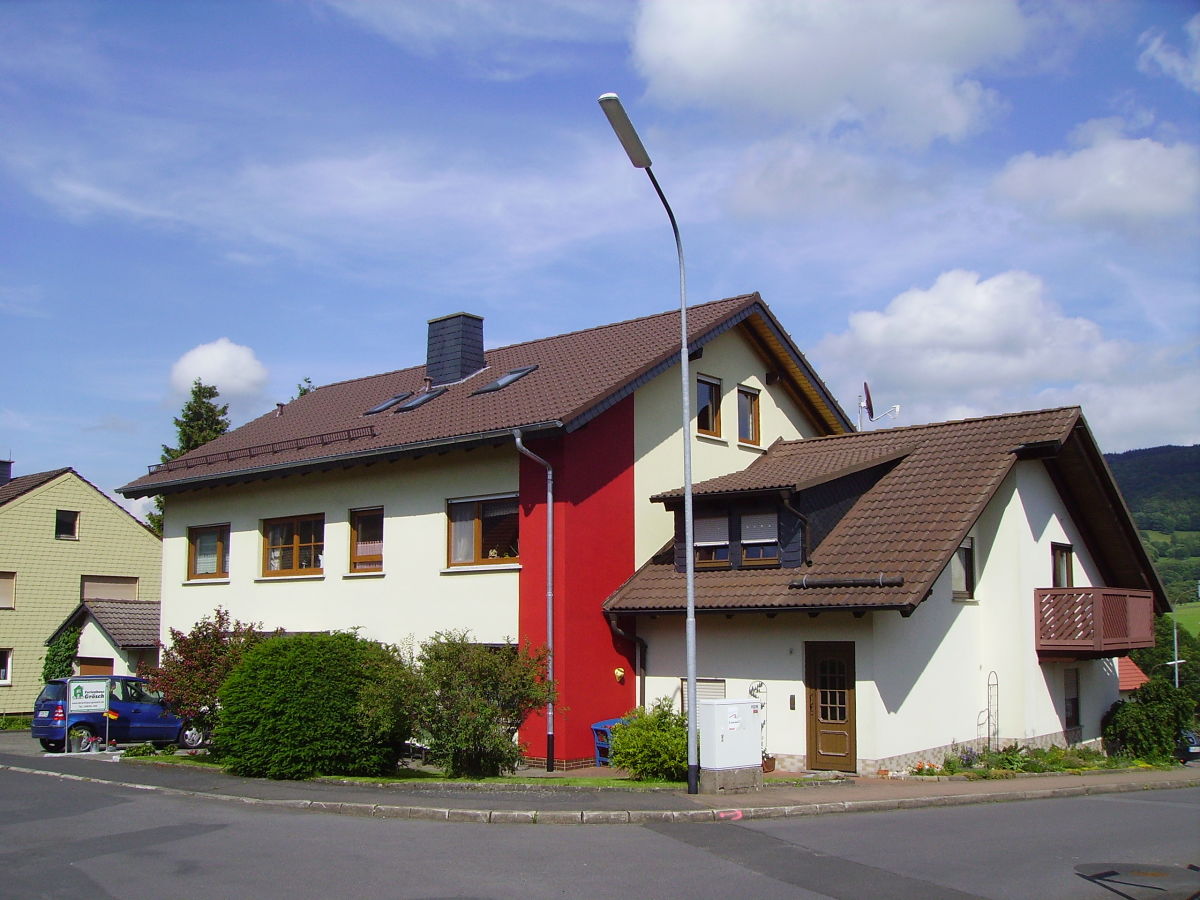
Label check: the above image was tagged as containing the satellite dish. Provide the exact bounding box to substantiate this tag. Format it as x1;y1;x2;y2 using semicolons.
863;382;875;420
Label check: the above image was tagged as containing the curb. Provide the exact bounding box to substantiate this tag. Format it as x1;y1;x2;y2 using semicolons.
4;762;1197;825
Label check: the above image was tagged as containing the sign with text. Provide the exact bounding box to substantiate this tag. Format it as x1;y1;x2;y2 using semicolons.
67;678;108;713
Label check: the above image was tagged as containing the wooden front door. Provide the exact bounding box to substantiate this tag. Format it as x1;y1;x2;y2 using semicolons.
805;642;856;772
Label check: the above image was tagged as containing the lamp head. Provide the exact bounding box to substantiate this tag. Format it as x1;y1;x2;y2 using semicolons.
598;93;652;169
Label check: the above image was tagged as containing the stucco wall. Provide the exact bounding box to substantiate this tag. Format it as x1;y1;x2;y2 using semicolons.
0;473;161;713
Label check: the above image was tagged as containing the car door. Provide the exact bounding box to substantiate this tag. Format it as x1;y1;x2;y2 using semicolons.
114;680;178;744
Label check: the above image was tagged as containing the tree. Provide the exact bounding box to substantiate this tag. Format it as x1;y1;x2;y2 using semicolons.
1131;615;1200;716
415;630;555;777
293;377;314;399
147;379;230;534
142;607;270;737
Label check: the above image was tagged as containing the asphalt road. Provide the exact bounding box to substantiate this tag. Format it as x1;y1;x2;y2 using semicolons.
2;767;1197;899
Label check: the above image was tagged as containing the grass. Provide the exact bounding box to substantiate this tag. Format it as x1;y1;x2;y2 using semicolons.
1172;601;1200;637
0;716;33;731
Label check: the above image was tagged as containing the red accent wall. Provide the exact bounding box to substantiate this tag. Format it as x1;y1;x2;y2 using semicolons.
518;396;637;764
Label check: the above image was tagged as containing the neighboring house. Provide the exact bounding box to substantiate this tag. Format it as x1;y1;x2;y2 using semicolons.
1118;657;1150;696
46;599;162;678
117;294;851;767
0;463;162;715
605;408;1167;772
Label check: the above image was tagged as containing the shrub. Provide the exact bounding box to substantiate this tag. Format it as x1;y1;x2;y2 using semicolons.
122;742;158;758
1103;679;1195;761
42;626;80;681
0;715;33;731
608;698;688;781
415;630;554;778
214;632;419;780
143;607;274;736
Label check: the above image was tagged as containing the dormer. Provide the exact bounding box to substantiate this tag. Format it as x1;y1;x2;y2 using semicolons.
665;497;805;573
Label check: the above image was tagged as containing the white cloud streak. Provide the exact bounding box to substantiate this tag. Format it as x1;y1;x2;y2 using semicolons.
1138;13;1200;94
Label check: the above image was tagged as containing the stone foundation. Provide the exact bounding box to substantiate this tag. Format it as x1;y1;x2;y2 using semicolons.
699;766;763;794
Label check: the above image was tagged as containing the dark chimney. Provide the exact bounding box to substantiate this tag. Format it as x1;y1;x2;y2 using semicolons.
426;313;485;386
0;460;11;486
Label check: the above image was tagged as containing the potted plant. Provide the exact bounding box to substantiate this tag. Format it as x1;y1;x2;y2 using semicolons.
761;751;776;773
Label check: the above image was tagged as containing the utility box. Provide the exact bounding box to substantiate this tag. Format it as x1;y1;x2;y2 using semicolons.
698;698;763;770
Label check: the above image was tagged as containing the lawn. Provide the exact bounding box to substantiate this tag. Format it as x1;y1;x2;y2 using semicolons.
1173;601;1200;637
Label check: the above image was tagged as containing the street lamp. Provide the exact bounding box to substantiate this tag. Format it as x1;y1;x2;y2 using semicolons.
598;92;699;794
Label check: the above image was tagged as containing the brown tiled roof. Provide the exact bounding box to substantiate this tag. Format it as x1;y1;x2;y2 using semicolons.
1118;657;1150;692
0;468;71;507
49;600;161;650
607;407;1167;615
119;294;851;498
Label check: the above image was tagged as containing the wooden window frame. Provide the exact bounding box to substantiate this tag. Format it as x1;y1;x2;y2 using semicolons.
0;572;14;609
738;511;779;567
952;537;975;600
262;514;324;577
55;509;79;540
737;386;760;445
447;495;520;567
350;507;384;573
694;514;731;569
1051;543;1073;588
188;524;230;580
696;376;722;438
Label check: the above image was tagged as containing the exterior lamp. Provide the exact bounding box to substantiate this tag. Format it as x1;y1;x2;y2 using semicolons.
598;92;700;794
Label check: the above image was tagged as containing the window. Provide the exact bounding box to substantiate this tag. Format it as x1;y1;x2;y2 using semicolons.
694;515;730;566
1064;667;1080;729
350;508;384;572
81;575;138;600
951;537;975;599
188;525;230;580
680;677;726;714
448;496;519;566
1052;543;1073;588
739;512;779;565
55;509;79;540
262;515;324;576
0;649;9;684
473;365;538;394
737;386;760;445
696;376;722;437
0;572;13;609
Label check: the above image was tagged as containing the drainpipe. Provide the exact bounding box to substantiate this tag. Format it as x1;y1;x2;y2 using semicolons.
513;429;555;772
780;491;810;566
606;612;648;708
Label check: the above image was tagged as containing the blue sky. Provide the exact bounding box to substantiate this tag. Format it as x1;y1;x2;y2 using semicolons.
2;0;1198;517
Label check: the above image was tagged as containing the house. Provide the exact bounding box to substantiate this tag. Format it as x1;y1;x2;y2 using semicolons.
1118;657;1150;696
0;463;162;715
117;294;851;767
605;408;1167;772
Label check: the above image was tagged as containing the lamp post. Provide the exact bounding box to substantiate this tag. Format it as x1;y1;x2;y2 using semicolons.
598;92;699;794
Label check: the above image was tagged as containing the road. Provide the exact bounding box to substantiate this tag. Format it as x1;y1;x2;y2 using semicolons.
2;768;1197;899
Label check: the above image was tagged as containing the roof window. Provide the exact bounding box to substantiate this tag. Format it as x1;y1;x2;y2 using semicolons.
394;387;447;412
472;365;538;395
364;393;413;415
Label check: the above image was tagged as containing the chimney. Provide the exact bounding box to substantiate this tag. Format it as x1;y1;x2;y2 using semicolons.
426;313;485;386
0;460;11;486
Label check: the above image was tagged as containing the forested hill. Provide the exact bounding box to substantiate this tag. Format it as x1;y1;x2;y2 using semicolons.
1104;445;1200;531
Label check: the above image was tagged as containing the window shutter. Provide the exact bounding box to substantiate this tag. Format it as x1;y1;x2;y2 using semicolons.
740;512;778;543
693;516;729;545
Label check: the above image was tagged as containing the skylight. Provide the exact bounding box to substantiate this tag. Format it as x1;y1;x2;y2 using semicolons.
472;365;538;395
394;387;447;411
364;393;413;415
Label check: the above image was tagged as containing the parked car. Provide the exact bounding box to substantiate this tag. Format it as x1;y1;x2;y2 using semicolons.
1177;729;1200;764
30;675;205;752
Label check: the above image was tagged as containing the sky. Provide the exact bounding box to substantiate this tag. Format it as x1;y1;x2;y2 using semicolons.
2;0;1198;520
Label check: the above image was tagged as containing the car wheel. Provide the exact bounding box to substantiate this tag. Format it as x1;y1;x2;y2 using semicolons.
67;725;93;753
39;739;65;752
179;724;208;749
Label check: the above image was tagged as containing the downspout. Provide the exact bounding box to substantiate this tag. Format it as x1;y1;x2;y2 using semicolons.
780;491;811;567
513;429;555;772
606;612;648;708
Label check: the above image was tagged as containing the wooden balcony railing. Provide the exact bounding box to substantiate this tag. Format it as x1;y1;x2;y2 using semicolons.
1036;587;1155;659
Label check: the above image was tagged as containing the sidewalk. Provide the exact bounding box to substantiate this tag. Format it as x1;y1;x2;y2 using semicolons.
2;732;1197;825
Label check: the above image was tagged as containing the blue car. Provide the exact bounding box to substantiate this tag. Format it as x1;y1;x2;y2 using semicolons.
30;675;204;752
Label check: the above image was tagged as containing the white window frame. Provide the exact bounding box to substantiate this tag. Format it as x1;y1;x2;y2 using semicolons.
0;649;11;685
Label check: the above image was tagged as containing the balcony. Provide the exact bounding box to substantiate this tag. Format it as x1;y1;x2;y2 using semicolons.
1036;588;1155;660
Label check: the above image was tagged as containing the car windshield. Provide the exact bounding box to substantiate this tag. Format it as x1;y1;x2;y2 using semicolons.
37;683;66;703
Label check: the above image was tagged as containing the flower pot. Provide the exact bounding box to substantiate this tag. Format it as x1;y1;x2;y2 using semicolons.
762;756;776;773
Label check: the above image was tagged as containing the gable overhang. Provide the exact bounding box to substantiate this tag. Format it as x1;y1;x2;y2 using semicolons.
45;602;160;651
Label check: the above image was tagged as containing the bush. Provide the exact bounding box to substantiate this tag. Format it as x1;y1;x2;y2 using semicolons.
1103;679;1195;761
0;715;33;731
214;632;419;780
143;607;274;736
415;630;554;778
42;626;80;681
608;698;687;781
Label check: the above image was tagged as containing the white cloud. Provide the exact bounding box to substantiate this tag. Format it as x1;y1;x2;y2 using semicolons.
632;0;1028;148
811;269;1200;452
993;129;1200;229
1138;13;1200;94
170;338;268;400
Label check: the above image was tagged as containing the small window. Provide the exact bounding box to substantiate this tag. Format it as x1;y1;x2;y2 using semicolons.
0;649;10;684
1052;543;1073;588
952;537;975;599
188;525;230;580
263;514;324;576
0;572;13;609
448;496;519;566
680;677;726;714
395;387;447;412
737;387;760;445
350;508;384;572
472;365;538;395
81;575;138;601
739;512;779;566
55;510;79;540
1064;667;1080;729
364;393;413;415
696;376;722;437
694;515;730;567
